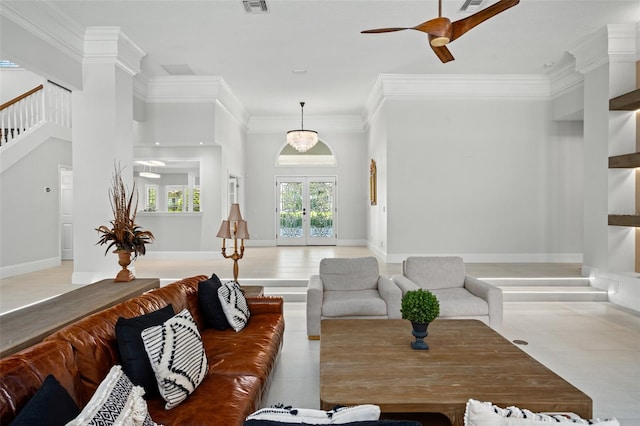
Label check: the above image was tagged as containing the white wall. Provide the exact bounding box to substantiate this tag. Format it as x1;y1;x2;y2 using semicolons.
0;68;43;102
367;102;389;256
134;131;225;254
0;137;71;269
245;128;367;246
375;97;583;263
215;102;246;218
0;14;82;90
136;102;216;145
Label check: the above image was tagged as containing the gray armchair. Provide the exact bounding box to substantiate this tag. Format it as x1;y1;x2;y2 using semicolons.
306;257;402;339
392;256;503;331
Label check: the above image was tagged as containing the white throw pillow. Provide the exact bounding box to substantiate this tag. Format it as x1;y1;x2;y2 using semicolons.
218;280;251;332
464;399;620;426
141;309;208;410
66;365;159;426
245;404;381;424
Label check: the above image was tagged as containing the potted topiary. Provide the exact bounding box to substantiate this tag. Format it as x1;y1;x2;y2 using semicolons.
401;288;440;350
96;163;154;282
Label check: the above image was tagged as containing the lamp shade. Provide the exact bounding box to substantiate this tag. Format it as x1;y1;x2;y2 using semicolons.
228;203;243;221
236;220;250;239
216;220;231;238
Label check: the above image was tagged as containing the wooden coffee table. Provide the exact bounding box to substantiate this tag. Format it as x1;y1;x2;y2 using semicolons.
320;319;592;426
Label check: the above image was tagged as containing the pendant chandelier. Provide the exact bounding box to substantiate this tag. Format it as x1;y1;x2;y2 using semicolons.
286;101;318;153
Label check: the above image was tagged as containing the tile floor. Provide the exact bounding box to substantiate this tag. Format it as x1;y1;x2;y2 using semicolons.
1;247;638;425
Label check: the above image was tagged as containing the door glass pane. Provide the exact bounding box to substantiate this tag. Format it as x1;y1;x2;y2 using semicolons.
309;182;334;238
279;182;303;238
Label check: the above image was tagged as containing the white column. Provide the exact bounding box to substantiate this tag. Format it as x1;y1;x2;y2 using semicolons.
72;27;146;284
570;25;638;278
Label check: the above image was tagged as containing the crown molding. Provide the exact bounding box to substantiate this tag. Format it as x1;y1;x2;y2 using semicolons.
607;23;639;63
83;27;146;76
133;74;149;101
568;27;609;74
569;24;638;74
247;114;364;134
549;61;583;99
362;74;551;124
1;1;84;63
144;76;249;128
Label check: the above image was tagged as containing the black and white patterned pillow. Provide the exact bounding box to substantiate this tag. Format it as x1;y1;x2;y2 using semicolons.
464;399;620;426
141;309;209;410
245;404;381;424
218;281;251;332
66;365;159;426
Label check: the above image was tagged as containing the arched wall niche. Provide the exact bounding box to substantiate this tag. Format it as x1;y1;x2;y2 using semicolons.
276;140;337;166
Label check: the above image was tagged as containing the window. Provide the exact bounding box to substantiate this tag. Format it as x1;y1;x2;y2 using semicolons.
144;185;158;212
192;186;201;212
166;185;200;212
167;186;185;212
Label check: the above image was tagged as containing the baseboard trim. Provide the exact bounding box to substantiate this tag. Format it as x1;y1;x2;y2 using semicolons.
384;253;584;264
142;251;221;260
0;257;60;279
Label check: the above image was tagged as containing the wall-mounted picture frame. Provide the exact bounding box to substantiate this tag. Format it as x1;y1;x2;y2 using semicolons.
370;159;377;206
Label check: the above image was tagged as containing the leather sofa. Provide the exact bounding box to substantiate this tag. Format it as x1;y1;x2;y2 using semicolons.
0;275;285;425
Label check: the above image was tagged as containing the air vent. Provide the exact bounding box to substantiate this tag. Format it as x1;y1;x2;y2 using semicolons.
243;0;268;13
460;0;484;11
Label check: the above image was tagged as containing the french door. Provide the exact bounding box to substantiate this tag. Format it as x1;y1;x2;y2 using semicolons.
276;177;337;246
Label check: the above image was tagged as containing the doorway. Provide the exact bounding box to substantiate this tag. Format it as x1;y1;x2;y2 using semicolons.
276;176;337;246
60;167;73;260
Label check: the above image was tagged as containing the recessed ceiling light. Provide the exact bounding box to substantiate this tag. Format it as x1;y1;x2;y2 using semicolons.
140;172;161;179
155;142;160;145
135;160;166;167
292;69;307;74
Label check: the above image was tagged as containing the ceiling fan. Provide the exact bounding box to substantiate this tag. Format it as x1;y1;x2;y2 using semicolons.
361;0;519;63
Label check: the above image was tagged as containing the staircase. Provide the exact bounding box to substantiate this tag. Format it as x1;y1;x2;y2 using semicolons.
0;81;72;172
225;276;608;303
484;277;608;302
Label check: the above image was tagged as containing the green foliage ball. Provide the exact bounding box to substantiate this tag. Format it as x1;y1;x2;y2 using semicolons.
401;289;440;324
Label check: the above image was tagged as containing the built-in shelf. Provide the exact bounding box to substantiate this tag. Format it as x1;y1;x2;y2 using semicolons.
609;152;640;168
609;88;640;111
608;215;640;227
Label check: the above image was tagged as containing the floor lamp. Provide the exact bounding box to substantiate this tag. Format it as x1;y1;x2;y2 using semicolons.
216;203;250;282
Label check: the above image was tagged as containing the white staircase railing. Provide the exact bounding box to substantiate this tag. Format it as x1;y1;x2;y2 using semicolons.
0;81;72;148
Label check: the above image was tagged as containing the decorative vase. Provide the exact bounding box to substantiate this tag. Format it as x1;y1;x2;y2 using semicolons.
410;321;430;350
114;250;135;282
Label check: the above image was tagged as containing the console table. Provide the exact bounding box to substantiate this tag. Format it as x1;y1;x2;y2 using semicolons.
0;278;159;358
241;285;264;298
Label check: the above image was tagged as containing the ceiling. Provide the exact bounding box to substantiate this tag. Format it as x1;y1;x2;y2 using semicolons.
5;1;640;117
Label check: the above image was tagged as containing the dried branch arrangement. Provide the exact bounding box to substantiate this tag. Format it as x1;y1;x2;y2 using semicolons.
96;163;154;259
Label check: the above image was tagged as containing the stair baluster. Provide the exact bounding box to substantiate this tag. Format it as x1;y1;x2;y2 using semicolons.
0;82;71;148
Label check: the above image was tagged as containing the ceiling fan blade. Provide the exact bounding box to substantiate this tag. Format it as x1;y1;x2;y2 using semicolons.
362;17;450;36
361;27;411;34
413;17;451;36
450;0;519;41
429;36;455;63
